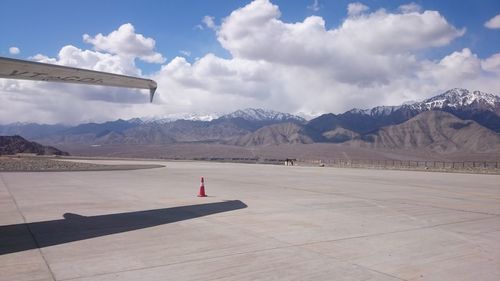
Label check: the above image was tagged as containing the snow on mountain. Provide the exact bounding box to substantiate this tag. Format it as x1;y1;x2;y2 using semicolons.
133;113;221;124
182;113;220;121
348;88;499;116
220;108;306;122
411;88;499;111
348;106;401;116
130;109;306;124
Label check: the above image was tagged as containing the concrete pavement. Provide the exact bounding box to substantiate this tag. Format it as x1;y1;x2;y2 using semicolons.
1;160;499;280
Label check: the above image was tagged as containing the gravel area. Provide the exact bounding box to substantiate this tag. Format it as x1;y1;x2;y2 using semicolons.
0;157;164;172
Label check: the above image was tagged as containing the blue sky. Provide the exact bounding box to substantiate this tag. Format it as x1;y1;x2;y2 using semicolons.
2;0;499;68
0;0;499;124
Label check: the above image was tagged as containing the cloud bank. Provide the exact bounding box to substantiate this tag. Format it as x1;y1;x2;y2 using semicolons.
154;0;495;117
1;0;499;124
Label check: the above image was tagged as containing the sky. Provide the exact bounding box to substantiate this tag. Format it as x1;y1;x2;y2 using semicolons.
0;0;499;124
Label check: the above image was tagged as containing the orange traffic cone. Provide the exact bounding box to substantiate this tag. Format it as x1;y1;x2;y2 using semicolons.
198;177;207;197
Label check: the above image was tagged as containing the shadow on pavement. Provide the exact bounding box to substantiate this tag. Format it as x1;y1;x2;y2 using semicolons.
0;200;247;255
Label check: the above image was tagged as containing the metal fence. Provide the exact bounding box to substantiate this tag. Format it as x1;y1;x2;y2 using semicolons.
298;159;499;171
169;157;499;172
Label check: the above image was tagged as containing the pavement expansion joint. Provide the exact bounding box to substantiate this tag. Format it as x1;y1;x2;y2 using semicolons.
58;244;299;281
0;174;57;281
285;185;500;216
295;214;499;248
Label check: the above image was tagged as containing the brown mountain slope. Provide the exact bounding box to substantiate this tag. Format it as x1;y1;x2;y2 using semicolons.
228;123;314;146
322;127;360;142
352;111;500;153
0;135;69;156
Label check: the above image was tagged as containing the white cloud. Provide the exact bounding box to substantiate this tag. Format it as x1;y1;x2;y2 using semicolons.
9;47;20;55
422;48;482;84
216;0;465;87
339;10;466;53
439;48;481;74
347;2;369;16
485;14;500;29
32;45;140;76
202;16;217;30
83;23;165;63
399;3;422;13
482;53;500;73
413;49;500;97
180;50;191;57
218;0;464;60
308;0;320;12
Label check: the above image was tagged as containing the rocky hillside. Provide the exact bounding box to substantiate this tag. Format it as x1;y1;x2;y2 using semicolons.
322;127;360;143
229;110;500;153
354;111;500;153
228;123;313;146
0;135;69;156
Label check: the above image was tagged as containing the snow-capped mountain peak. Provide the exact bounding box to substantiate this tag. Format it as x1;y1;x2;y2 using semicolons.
221;108;306;122
348;105;401;116
133;113;221;124
348;88;499;116
415;88;499;110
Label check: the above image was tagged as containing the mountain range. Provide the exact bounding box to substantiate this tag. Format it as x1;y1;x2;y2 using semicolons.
305;88;499;138
0;88;499;156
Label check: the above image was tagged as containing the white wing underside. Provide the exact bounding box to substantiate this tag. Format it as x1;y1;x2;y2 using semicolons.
0;57;157;102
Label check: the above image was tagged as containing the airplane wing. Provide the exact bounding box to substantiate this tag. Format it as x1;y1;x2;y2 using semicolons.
0;56;157;102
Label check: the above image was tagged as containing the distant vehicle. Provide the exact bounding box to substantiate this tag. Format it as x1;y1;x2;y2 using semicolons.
0;56;157;102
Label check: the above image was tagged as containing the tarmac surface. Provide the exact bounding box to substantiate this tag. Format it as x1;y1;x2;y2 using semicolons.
1;160;499;281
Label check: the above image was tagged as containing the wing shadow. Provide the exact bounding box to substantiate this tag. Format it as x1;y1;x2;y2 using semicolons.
0;200;247;255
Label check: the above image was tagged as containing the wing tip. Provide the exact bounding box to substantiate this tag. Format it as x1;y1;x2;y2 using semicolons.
149;87;157;103
148;80;157;103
